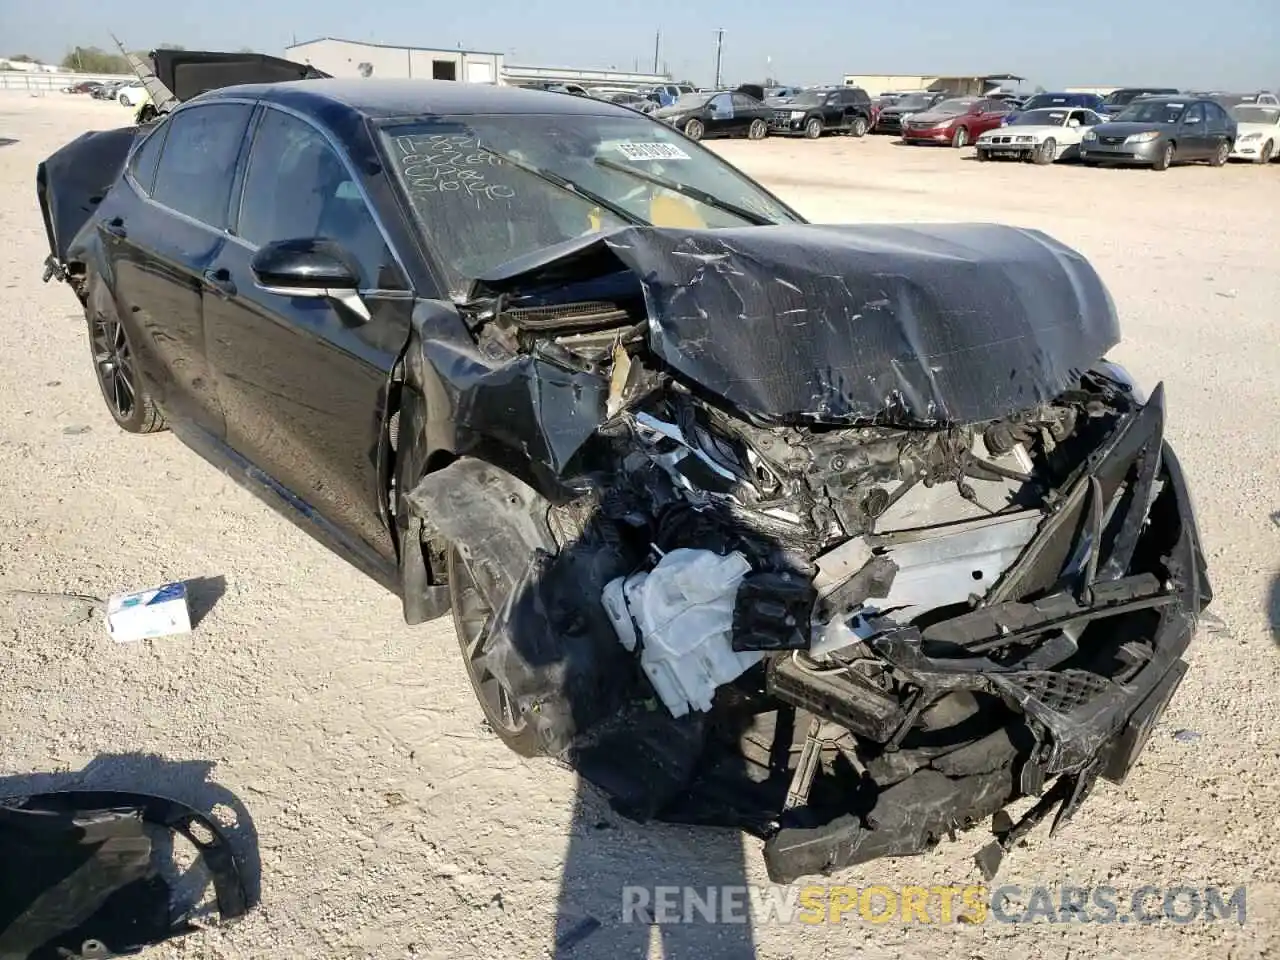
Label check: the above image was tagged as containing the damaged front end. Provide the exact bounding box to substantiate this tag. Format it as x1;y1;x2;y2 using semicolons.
402;223;1211;883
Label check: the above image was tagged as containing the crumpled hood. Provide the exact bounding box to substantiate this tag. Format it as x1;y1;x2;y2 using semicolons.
476;222;1120;425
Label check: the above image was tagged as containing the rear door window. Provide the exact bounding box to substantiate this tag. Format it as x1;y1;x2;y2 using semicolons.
151;103;254;229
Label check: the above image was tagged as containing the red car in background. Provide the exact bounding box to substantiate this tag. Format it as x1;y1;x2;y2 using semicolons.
900;97;1013;147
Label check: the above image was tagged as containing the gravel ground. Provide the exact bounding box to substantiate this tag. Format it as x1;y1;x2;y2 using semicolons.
1;91;1278;960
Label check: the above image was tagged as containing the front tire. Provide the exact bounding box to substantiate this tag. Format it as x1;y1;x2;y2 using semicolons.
976;147;990;161
747;118;767;140
119;94;132;107
1033;137;1056;165
1209;139;1230;167
1152;141;1174;171
803;116;823;139
1259;140;1274;163
683;118;705;141
86;280;165;434
952;126;968;148
448;545;541;757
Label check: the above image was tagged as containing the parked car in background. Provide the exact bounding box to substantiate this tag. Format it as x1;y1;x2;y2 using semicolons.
765;85;802;102
976;107;1105;163
653;90;771;140
1228;103;1280;162
1079;95;1237;170
1204;91;1280;109
1003;92;1105;126
647;83;697;108
1099;87;1180;116
901;97;1013;147
62;80;103;95
872;91;950;135
116;81;150;107
766;86;874;138
91;81;125;100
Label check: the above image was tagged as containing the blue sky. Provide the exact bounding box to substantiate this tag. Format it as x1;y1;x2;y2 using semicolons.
4;0;1276;91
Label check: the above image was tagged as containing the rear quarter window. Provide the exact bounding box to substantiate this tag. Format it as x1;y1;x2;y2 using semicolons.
127;122;170;195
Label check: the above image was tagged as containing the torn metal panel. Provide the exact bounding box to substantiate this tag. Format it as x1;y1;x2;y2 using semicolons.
475;222;1120;425
0;790;249;959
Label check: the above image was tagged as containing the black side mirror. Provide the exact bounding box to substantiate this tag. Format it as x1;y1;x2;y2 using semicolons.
250;239;370;322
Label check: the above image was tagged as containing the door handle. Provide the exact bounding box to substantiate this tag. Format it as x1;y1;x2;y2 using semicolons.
104;216;126;239
202;268;237;298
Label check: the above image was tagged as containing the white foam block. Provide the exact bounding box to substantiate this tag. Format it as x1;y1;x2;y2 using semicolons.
106;582;192;643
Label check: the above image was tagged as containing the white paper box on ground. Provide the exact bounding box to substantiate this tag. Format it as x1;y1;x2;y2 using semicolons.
106;582;192;643
601;548;763;718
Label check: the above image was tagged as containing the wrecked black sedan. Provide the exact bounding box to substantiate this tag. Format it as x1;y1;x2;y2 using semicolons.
37;78;1211;883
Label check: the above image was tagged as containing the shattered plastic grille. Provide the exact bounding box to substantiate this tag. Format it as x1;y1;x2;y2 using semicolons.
1014;670;1113;712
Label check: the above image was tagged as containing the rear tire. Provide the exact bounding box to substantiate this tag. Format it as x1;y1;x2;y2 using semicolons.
85;277;166;434
448;545;541;758
849;115;868;138
804;116;823;139
1209;139;1230;167
952;126;968;148
1152;141;1174;171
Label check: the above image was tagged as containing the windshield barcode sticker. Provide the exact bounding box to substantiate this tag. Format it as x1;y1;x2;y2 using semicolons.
617;142;691;161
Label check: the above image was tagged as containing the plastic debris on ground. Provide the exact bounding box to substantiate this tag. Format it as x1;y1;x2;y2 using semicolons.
106;582;192;643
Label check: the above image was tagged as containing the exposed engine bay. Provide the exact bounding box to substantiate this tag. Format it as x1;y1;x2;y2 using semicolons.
399;223;1211;883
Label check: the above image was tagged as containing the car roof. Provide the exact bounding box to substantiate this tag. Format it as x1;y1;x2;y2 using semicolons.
198;78;634;121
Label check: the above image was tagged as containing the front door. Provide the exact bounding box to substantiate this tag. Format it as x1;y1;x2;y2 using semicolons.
203;105;414;564
706;93;737;135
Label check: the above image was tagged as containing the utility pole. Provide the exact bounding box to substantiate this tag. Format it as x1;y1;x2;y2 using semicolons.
653;30;660;74
713;28;724;88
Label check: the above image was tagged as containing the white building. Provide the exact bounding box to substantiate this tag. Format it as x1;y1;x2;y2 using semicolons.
285;37;504;84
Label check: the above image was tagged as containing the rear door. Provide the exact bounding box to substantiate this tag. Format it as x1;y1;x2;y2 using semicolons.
202;105;413;563
105;102;256;438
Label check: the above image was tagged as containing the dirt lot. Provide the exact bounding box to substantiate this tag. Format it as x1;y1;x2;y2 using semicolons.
1;91;1278;960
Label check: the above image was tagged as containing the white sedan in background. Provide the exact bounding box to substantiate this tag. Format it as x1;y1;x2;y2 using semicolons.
1229;104;1280;163
116;81;151;108
975;107;1105;164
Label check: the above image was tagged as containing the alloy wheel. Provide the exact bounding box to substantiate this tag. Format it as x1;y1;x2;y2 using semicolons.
448;546;528;740
91;314;136;420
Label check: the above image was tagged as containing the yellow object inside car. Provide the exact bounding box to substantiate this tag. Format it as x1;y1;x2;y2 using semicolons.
587;191;707;232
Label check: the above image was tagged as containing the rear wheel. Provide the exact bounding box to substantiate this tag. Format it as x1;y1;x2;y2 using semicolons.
849;115;869;138
804;116;823;139
747;118;767;140
448;546;540;757
1209;139;1230;167
684;118;705;141
952;126;968;148
86;282;165;434
1152;141;1174;171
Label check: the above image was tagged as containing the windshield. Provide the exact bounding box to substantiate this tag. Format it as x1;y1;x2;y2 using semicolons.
1012;109;1069;126
1232;105;1280;123
1103;90;1143;106
892;94;934;110
378;114;800;292
788;91;829;106
931;98;976;115
1020;94;1076;111
1115;100;1186;123
671;93;710;109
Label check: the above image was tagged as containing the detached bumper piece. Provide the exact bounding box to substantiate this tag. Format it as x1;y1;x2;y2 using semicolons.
0;790;250;959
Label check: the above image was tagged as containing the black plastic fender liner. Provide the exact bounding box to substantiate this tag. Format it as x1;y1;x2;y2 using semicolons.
0;790;249;959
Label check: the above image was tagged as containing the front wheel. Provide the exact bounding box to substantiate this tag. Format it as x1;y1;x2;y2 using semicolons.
448;546;540;757
1152;141;1174;171
1209;139;1230;167
951;126;968;148
119;94;133;107
747;118;767;140
976;148;990;162
86;281;166;434
1259;140;1274;163
803;116;823;139
849;115;869;138
683;118;705;141
1033;137;1056;165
